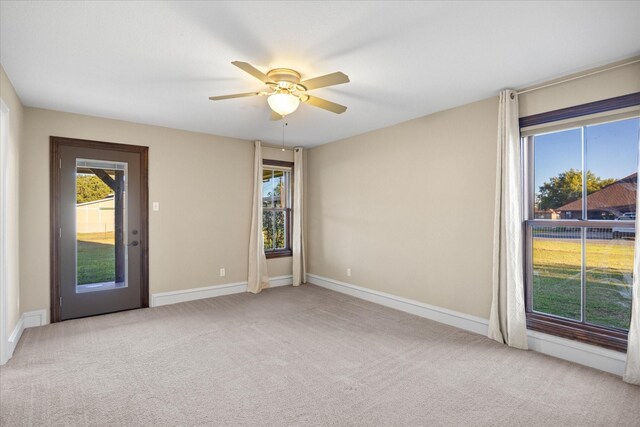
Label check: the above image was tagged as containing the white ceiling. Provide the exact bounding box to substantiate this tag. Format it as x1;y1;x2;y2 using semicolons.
1;1;639;147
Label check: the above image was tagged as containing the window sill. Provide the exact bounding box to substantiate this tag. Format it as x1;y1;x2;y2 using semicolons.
526;312;628;352
265;249;292;259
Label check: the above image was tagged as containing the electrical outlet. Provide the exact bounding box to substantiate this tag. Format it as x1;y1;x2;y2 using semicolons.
347;268;351;277
152;202;160;211
220;268;226;277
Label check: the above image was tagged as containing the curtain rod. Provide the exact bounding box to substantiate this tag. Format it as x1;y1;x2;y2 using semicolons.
261;144;304;152
263;146;294;152
516;58;640;96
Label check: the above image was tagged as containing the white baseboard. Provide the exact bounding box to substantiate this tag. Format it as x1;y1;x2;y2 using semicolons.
3;309;48;364
268;275;294;288
306;274;489;335
151;275;293;307
306;273;626;377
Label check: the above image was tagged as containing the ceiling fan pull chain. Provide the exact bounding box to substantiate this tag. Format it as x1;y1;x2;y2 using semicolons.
282;121;288;151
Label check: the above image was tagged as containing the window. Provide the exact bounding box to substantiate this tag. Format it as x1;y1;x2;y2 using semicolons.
263;160;293;258
523;96;639;351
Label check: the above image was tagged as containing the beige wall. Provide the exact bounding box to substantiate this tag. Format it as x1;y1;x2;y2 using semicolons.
306;60;640;320
263;145;294;163
307;97;499;318
13;59;640;322
519;60;640;117
20;109;293;316
1;66;24;341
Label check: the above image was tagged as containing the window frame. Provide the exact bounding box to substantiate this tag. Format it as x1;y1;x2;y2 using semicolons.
521;92;640;352
262;159;293;259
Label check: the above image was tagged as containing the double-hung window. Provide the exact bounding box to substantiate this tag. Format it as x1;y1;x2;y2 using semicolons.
522;94;639;351
262;160;293;258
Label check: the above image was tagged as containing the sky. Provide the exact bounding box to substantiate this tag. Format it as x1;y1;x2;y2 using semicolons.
533;117;640;193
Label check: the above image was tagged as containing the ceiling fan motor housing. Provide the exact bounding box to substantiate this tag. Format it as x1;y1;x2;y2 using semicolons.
267;68;301;84
267;68;307;93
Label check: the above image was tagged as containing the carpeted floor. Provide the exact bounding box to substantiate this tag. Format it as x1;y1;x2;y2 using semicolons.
1;285;638;426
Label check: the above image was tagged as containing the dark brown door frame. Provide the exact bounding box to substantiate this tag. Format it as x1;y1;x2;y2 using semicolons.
50;136;149;323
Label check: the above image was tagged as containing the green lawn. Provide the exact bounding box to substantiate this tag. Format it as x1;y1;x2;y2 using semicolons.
77;232;115;285
532;238;634;330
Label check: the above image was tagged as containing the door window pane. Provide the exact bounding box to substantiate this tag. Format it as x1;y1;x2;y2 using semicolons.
75;159;128;293
532;226;582;321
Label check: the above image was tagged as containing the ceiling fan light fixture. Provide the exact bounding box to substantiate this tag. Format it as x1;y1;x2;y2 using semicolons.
210;62;349;116
267;92;300;116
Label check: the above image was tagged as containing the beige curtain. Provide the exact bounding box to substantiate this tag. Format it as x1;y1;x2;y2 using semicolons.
623;153;640;385
247;141;269;294
292;147;306;286
487;90;528;350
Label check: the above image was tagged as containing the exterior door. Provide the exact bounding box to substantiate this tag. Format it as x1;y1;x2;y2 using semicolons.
51;137;148;321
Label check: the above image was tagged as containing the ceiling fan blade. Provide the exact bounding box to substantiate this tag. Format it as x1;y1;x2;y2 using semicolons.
208;92;260;101
232;61;274;84
303;95;347;114
301;72;349;90
270;111;284;121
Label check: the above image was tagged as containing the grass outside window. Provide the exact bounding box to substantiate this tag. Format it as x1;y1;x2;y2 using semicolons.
77;232;116;285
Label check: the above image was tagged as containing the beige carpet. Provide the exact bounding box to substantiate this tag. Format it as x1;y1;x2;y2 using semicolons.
1;285;638;426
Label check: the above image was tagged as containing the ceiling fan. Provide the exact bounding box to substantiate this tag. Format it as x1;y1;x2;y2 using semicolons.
209;61;350;119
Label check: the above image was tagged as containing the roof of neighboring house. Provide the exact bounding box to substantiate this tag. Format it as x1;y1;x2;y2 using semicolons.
76;195;114;207
556;173;637;212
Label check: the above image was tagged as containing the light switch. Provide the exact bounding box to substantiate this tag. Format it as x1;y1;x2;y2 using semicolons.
152;202;160;211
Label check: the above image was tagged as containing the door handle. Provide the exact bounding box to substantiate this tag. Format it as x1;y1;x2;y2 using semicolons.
128;240;139;247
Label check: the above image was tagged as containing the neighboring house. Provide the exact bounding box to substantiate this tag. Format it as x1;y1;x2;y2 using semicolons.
534;209;560;219
556;173;637;219
76;195;115;234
